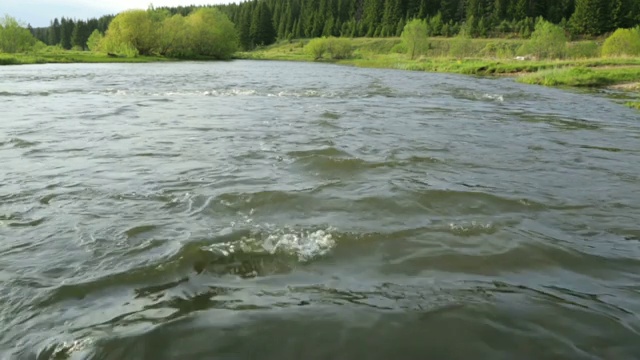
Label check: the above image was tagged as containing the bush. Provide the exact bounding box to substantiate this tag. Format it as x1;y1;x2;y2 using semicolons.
305;37;353;60
566;41;600;59
390;42;407;54
480;41;518;59
449;29;474;58
518;19;567;59
305;38;328;60
602;28;640;57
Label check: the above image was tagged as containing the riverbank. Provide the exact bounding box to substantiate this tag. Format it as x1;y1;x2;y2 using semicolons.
236;37;640;109
0;51;230;65
0;51;171;65
236;37;640;83
3;37;639;109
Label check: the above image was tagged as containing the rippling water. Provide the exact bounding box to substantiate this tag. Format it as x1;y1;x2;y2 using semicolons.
2;60;640;359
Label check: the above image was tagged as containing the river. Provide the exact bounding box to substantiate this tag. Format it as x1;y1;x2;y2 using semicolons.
1;60;640;359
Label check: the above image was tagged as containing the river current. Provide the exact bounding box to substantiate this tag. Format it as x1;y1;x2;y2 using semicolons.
1;60;640;359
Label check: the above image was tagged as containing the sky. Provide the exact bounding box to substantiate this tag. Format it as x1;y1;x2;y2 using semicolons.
1;0;239;27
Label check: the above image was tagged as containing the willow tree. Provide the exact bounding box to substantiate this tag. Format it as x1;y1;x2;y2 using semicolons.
101;10;156;55
187;8;239;59
100;7;239;59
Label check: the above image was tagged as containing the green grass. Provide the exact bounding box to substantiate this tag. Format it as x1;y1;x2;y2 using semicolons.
0;50;178;65
625;101;640;110
517;66;640;87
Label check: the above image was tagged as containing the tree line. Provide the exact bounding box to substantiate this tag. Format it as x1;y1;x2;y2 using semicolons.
14;0;640;53
30;15;114;50
213;0;640;48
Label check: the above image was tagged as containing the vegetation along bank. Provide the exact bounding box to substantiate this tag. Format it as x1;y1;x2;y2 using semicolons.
1;0;639;108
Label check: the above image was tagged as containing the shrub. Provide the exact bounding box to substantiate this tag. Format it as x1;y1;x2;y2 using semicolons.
566;41;600;59
518;19;567;59
602;28;640;57
449;29;474;58
325;37;353;59
305;37;353;60
480;41;518;58
390;42;407;54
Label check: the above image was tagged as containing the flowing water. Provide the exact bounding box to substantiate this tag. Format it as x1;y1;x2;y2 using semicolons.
1;60;640;359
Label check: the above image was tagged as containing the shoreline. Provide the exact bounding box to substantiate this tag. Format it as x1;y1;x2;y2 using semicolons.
3;48;639;110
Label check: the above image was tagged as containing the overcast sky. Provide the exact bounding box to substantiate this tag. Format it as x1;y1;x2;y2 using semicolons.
1;0;239;27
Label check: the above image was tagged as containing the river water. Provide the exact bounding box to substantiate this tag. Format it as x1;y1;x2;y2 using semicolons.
1;60;640;359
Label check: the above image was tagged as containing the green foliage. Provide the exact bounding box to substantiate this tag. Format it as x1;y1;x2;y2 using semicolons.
0;15;37;53
518;66;640;87
305;38;327;60
401;19;429;60
305;37;353;60
518;19;567;59
566;41;600;59
625;101;640;110
570;0;608;36
101;10;156;55
390;42;408;54
1;50;173;65
86;29;103;52
99;7;238;59
449;29;474;58
325;37;353;59
602;28;640;57
480;41;518;58
186;8;239;59
250;2;277;47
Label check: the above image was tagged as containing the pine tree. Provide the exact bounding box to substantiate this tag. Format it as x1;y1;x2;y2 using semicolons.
48;18;61;45
570;0;607;35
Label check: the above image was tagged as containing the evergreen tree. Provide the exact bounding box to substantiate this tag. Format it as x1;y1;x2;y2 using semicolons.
250;1;277;46
570;0;607;35
48;18;60;45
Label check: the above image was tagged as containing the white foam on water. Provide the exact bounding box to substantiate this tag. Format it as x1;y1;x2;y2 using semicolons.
482;93;504;102
203;227;337;262
448;221;496;235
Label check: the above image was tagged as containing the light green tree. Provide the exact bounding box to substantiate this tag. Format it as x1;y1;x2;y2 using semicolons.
86;29;103;52
186;8;239;59
602;28;640;57
99;7;238;59
156;14;189;57
401;18;429;60
518;19;567;59
0;15;37;53
101;10;157;55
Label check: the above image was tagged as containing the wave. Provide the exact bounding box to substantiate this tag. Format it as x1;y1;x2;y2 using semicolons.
36;226;338;307
389;181;547;215
286;147;394;175
0;90;50;97
6;137;39;148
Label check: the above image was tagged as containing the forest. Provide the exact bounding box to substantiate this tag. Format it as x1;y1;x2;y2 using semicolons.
22;0;640;52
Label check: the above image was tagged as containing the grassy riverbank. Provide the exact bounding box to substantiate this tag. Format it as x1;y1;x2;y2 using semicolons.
0;51;172;65
237;37;640;80
3;37;639;109
237;37;640;109
0;50;226;65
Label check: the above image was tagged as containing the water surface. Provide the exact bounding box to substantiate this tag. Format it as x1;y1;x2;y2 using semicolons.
1;60;640;359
